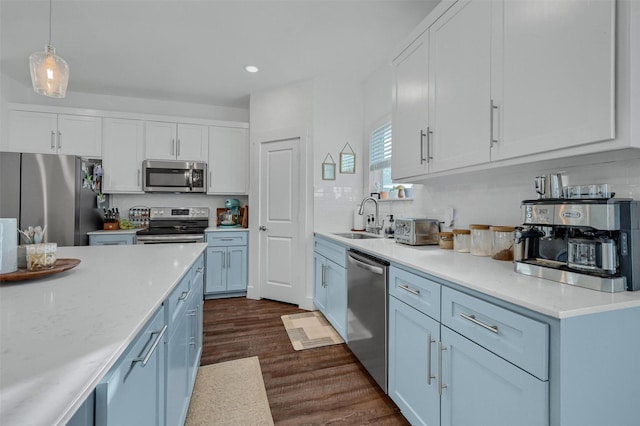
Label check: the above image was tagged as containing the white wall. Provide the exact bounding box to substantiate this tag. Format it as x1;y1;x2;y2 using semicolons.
313;75;366;232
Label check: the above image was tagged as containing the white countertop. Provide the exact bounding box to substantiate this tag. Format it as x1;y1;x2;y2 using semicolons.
205;226;249;232
87;228;138;235
0;243;207;426
316;232;640;319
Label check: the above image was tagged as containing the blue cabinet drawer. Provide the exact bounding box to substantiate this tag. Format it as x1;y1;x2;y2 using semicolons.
95;306;166;426
441;287;549;380
313;236;347;268
166;272;191;333
389;266;441;321
205;231;247;246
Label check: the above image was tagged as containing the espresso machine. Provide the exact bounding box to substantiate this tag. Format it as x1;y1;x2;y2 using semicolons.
514;199;640;292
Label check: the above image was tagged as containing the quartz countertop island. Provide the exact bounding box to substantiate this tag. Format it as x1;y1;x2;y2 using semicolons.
0;243;207;426
316;232;640;319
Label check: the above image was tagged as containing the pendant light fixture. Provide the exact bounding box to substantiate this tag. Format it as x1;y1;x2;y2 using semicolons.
29;0;69;98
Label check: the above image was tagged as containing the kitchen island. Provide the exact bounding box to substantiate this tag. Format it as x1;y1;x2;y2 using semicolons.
0;243;207;426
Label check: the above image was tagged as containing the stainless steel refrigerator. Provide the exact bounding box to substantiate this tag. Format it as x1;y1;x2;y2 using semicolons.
0;152;104;246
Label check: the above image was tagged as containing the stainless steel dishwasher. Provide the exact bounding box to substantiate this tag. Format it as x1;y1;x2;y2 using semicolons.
347;249;389;393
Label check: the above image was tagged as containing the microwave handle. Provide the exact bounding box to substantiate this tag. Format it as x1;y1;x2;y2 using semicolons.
188;169;194;191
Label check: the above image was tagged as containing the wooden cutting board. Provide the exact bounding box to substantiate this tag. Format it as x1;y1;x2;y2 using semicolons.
241;206;249;228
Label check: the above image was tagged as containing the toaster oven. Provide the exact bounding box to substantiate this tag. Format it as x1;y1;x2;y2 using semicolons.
394;218;440;245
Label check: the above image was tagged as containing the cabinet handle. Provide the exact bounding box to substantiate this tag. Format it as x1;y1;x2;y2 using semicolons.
490;99;499;148
187;309;197;317
438;342;447;395
220;238;233;241
137;169;141;186
57;131;62;149
179;288;192;301
460;312;499;333
171;138;175;155
398;284;420;296
177;139;181;156
227;251;231;268
50;130;56;149
321;264;327;287
426;127;433;162
132;325;167;367
427;333;435;385
420;130;426;164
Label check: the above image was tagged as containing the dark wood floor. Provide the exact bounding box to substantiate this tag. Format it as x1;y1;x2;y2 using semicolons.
201;297;409;425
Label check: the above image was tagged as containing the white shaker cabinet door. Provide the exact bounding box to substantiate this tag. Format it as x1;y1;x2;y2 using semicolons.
428;0;492;172
491;0;615;160
392;32;430;180
177;124;208;161
208;126;249;194
145;120;177;160
102;118;145;193
57;114;102;158
8;110;58;154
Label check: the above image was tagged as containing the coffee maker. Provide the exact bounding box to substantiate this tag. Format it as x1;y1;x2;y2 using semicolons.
514;199;640;292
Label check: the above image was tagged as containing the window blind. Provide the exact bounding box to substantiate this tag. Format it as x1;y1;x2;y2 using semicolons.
370;122;392;171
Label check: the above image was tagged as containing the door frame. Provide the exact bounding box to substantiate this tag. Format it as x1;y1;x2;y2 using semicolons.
248;126;315;310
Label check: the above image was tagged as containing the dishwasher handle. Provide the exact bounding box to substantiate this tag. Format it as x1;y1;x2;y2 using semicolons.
348;252;385;275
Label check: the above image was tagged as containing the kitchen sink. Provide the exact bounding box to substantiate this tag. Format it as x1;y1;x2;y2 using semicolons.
333;232;383;240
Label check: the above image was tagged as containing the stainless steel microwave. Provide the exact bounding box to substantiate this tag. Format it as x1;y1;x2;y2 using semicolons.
142;160;207;193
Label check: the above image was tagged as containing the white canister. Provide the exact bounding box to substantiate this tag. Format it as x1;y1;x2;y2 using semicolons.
0;218;18;274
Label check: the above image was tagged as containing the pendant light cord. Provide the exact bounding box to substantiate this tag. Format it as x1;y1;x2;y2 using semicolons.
48;0;52;44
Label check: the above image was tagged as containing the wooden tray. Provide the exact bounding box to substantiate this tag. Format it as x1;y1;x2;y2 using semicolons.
0;258;81;283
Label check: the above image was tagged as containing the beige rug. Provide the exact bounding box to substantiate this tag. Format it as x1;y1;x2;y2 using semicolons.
185;356;274;426
281;311;345;351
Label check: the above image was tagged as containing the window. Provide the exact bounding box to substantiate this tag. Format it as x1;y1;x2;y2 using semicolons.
369;122;393;191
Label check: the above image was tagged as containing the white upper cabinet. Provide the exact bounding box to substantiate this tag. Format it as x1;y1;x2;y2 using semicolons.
391;32;430;180
208;126;249;194
391;0;618;179
428;0;492;172
490;0;615;160
102;118;145;193
8;110;102;158
145;121;209;162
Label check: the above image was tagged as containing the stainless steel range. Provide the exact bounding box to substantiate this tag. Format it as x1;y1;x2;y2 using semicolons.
136;207;210;244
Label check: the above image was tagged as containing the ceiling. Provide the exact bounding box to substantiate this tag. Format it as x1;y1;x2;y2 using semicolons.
0;0;439;109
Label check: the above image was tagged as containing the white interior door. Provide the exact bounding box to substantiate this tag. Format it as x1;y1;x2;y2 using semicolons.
258;137;301;304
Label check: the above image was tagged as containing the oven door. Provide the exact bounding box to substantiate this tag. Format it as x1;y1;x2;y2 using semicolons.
142;160;207;193
136;234;205;244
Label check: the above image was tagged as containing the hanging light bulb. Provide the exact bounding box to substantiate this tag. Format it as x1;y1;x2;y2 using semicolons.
29;0;69;98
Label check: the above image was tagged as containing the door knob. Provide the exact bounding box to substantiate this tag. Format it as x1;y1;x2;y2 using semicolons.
259;225;268;231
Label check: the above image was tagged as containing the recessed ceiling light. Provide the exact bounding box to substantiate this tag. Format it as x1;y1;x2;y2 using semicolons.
244;65;259;73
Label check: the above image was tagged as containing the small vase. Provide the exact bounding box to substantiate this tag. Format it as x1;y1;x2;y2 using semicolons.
17;245;28;269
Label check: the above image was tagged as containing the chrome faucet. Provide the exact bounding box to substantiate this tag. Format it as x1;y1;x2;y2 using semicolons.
359;196;383;234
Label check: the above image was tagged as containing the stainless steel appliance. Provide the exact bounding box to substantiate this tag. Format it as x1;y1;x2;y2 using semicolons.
394;218;440;245
135;207;209;244
347;249;389;393
0;152;104;246
142;160;207;193
515;199;639;292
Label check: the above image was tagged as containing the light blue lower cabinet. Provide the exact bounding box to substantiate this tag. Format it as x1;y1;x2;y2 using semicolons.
204;245;247;297
440;326;549;426
389;296;440;426
166;310;190;426
95;307;166;426
313;251;347;341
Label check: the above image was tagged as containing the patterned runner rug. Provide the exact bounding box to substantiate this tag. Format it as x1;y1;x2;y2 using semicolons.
281;311;345;351
185;356;274;426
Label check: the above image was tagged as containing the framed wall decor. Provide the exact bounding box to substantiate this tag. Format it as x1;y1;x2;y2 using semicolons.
339;142;356;174
322;153;336;180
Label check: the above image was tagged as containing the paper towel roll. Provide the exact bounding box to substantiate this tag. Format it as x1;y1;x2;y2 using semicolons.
353;208;365;231
0;218;18;274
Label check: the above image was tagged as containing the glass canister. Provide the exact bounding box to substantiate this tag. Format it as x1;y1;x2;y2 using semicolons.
452;229;470;253
469;224;491;256
490;226;516;261
438;232;454;249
